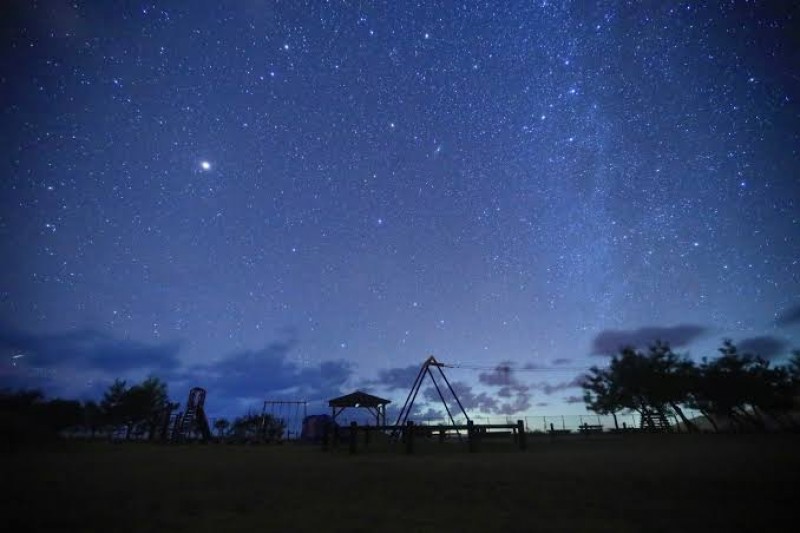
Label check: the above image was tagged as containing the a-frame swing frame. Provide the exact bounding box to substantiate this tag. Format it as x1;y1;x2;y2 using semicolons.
392;355;470;439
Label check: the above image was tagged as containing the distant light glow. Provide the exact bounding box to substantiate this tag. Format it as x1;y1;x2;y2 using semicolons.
200;161;211;171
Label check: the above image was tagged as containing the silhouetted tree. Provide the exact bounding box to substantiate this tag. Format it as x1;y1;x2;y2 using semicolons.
788;350;800;415
585;339;799;433
128;376;172;440
0;389;44;411
583;341;772;432
788;350;800;384
230;413;285;442
213;418;230;438
644;341;699;432
100;379;129;429
82;400;103;437
583;347;658;424
735;349;797;429
686;340;788;431
39;398;83;433
1;389;47;449
582;362;624;425
1;389;81;447
100;377;173;439
683;364;720;432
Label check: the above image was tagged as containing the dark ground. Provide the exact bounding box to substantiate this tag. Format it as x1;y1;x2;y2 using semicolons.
3;433;797;532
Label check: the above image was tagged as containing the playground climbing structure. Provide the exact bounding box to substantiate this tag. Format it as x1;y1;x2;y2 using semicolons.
171;387;212;442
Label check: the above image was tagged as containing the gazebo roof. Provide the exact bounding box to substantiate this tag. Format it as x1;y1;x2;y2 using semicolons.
328;390;391;408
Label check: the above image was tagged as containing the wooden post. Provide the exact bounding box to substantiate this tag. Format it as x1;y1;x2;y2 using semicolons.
467;420;477;453
349;422;358;455
405;421;415;455
517;420;526;451
438;424;445;444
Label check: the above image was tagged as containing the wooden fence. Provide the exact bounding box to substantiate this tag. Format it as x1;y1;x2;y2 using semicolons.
323;420;527;455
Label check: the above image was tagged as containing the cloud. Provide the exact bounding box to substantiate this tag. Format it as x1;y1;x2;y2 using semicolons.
178;339;354;405
478;362;515;386
775;304;800;327
477;363;533;414
551;358;572;366
365;362;534;414
564;395;584;404
591;324;707;355
0;362;58;393
737;336;788;360
522;363;545;370
494;393;532;415
363;364;420;391
531;375;585;395
0;323;182;398
423;380;498;414
0;322;181;374
415;408;445;421
497;387;513;398
0;323;354;416
422;376;534;416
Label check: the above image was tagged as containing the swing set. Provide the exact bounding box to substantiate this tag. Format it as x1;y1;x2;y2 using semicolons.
261;400;308;440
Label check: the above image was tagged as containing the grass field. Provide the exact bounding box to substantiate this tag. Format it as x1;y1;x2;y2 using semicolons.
3;433;797;532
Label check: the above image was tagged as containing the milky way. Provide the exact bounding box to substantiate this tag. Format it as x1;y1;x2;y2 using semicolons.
1;2;798;416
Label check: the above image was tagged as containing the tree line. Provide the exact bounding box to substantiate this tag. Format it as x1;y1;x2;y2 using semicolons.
582;340;800;432
1;376;284;448
4;339;798;447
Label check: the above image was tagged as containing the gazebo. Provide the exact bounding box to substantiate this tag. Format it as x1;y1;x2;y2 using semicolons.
328;390;391;426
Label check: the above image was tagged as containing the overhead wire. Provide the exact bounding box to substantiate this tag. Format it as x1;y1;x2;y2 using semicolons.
444;362;590;372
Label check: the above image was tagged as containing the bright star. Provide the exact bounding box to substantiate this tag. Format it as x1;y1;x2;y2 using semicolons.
200;161;211;171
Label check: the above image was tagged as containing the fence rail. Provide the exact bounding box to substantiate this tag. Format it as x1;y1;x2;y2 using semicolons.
204;411;704;439
326;420;527;455
349;412;696;433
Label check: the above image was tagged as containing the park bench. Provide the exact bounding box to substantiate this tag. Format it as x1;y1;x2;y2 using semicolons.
578;423;603;435
546;423;572;436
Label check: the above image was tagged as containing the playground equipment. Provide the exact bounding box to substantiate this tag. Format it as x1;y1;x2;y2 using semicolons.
640;408;672;432
261;400;307;440
301;414;334;441
328;391;390;425
335;419;527;455
171;387;212;442
391;355;469;440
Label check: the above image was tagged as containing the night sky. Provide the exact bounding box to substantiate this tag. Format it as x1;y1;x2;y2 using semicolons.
2;1;798;419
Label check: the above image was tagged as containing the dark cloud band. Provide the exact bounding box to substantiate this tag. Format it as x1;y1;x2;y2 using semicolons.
591;324;707;355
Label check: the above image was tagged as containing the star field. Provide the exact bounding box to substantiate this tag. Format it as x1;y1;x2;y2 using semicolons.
1;1;798;414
